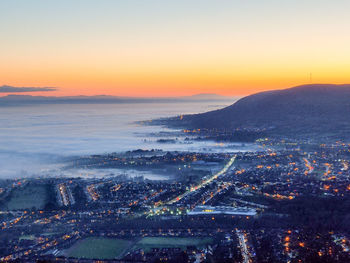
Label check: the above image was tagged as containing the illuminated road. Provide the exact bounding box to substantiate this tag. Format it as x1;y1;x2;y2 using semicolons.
166;155;236;205
303;158;314;174
236;229;252;263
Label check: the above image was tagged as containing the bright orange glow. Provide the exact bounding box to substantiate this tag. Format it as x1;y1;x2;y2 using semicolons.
2;64;350;97
2;1;350;97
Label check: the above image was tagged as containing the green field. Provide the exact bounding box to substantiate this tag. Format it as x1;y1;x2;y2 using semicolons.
67;237;130;259
133;237;212;252
6;185;47;210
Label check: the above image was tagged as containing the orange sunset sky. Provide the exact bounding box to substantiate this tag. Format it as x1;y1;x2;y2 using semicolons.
1;0;350;97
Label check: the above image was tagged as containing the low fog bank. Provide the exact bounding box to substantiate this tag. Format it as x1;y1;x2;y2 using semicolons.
0;151;170;180
0;101;238;179
0;151;65;179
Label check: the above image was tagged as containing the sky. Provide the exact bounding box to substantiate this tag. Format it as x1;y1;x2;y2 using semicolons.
1;0;350;97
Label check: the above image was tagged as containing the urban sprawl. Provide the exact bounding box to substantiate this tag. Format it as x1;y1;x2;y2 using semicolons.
0;138;350;262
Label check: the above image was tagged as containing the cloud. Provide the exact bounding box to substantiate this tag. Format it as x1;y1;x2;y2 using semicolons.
0;85;57;93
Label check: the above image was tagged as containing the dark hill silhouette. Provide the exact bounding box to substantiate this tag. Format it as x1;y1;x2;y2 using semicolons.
167;84;350;139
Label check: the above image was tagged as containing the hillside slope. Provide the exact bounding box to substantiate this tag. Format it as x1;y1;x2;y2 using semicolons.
169;84;350;139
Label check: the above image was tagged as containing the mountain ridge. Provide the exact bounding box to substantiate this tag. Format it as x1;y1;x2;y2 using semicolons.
166;84;350;140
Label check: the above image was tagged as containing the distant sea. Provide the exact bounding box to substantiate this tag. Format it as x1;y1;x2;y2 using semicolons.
0;101;259;178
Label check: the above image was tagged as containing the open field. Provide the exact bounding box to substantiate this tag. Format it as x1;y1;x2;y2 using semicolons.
67;237;130;259
133;237;212;252
5;185;47;210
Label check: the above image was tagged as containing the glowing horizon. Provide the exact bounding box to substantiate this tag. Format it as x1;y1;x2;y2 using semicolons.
1;0;350;97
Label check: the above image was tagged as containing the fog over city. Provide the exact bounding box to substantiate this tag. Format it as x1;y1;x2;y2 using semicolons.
0;100;245;178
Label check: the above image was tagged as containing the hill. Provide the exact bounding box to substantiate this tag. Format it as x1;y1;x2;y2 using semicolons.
166;84;350;140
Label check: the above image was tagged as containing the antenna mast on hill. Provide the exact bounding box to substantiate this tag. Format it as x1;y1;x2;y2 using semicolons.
309;73;313;83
